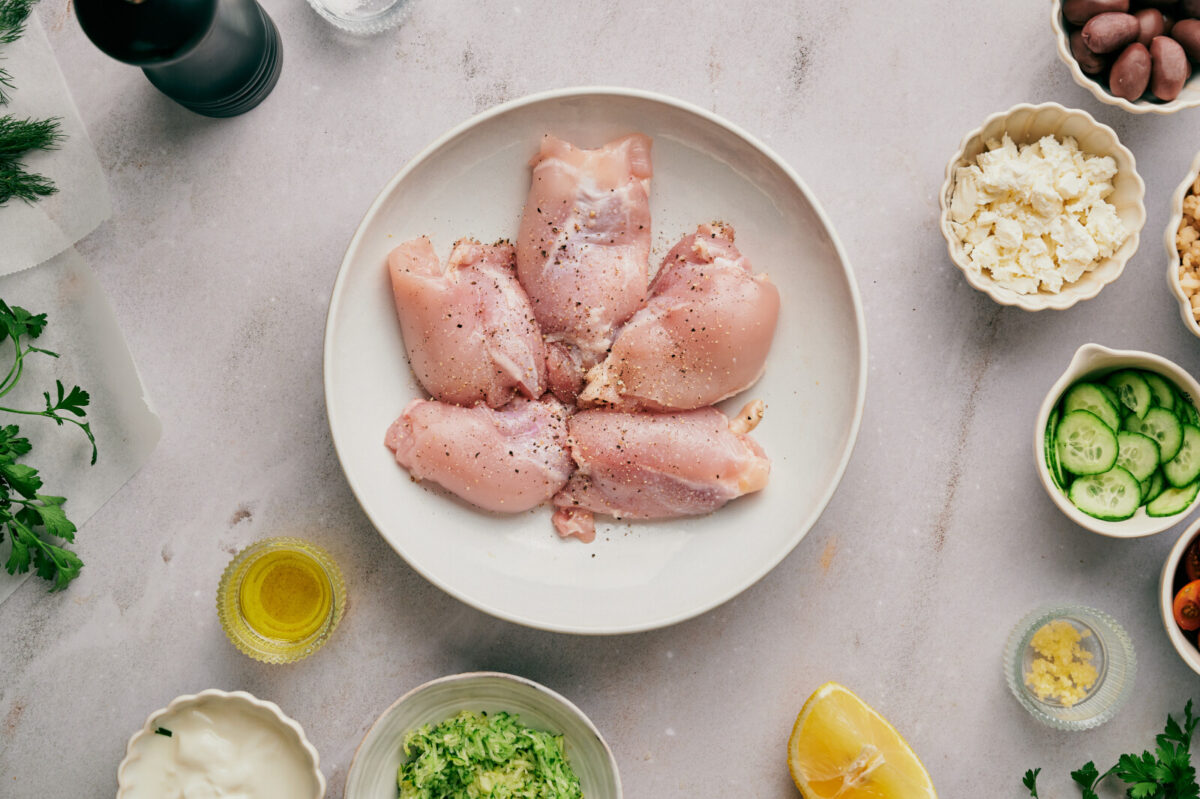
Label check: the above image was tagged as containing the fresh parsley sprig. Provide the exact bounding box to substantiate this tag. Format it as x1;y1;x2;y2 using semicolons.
1025;701;1200;799
0;300;95;590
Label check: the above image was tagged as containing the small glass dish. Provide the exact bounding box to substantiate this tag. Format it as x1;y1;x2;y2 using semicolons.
305;0;410;35
217;537;346;664
1004;604;1135;731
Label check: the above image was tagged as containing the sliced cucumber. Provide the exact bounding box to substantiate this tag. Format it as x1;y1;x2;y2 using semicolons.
1062;383;1122;431
1116;431;1160;482
1144;372;1176;411
1146;481;1200;517
1180;393;1200;427
1069;466;1142;521
1106;370;1153;419
1097;383;1122;415
1045;407;1066;491
1056;410;1119;476
1165;424;1200;488
1122;406;1183;462
1144;468;1167;505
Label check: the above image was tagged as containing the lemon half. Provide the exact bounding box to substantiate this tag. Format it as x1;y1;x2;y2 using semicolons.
787;682;936;799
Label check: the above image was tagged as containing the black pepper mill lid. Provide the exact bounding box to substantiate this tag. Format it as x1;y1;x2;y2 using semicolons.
75;0;283;118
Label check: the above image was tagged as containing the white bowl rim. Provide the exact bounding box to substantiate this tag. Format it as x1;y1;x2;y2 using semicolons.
346;671;622;798
1164;149;1200;340
938;102;1146;311
1160;518;1200;676
321;84;869;634
1049;0;1200;115
115;688;326;798
1033;343;1200;538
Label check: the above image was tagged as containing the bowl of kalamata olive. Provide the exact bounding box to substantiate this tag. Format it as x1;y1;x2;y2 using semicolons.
1053;0;1200;113
1160;517;1200;675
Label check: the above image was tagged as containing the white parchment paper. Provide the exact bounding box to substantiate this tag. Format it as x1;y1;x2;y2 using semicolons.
0;14;111;273
0;249;161;602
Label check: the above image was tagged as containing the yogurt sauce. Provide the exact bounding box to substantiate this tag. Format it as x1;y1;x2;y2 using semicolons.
120;696;320;799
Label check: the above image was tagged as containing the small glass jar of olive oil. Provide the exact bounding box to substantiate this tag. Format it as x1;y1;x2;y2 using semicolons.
217;537;346;664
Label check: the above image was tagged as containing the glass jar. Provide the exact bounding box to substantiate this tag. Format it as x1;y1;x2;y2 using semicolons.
217;537;346;664
1004;604;1136;730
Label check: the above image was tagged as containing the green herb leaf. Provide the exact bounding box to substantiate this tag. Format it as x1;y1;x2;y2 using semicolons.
0;0;35;46
1036;704;1200;799
0;300;94;589
154;727;172;737
1022;767;1041;797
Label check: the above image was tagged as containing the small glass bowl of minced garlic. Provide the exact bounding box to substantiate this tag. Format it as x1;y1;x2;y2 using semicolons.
217;537;346;664
1004;604;1136;731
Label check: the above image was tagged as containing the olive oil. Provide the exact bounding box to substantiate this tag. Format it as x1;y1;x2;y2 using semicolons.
218;538;345;664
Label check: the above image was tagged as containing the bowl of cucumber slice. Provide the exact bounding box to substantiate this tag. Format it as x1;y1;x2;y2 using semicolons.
1037;343;1200;538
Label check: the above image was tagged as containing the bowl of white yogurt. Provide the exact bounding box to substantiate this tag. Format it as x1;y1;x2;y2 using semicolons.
116;689;325;799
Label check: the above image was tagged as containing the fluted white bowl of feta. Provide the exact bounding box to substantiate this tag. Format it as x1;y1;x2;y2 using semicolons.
939;103;1145;311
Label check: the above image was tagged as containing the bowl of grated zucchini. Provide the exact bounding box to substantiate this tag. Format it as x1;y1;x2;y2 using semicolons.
344;671;621;799
1036;343;1200;538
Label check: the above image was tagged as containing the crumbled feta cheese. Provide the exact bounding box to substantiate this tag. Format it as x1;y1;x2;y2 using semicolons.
948;133;1129;295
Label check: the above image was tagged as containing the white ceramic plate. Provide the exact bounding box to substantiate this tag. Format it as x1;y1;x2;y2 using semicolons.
324;87;866;634
345;672;620;799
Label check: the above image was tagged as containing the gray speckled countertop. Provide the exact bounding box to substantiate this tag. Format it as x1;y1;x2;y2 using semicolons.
5;0;1200;796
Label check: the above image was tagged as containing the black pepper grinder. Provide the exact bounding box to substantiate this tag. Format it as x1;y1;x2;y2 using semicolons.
75;0;282;118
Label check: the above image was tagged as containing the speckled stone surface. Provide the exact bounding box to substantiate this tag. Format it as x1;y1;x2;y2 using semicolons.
6;1;1200;796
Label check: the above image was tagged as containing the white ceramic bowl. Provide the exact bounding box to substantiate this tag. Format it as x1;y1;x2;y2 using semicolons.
116;689;325;798
1165;149;1200;340
345;672;621;799
1051;1;1200;115
939;102;1145;310
324;86;866;634
1035;343;1200;538
1161;517;1200;675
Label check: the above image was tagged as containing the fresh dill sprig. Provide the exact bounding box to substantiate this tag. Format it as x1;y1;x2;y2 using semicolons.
0;0;35;45
0;160;55;204
0;1;61;206
0;0;36;105
0;115;60;160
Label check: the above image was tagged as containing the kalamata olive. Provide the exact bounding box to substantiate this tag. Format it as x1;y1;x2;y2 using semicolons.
1174;18;1200;60
1139;0;1180;7
1182;0;1200;16
1083;12;1142;52
1136;8;1167;45
1072;29;1113;72
1164;13;1177;36
1064;0;1129;25
1110;41;1152;98
1151;35;1190;99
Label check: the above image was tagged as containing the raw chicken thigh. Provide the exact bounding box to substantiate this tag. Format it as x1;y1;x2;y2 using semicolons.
579;223;780;411
388;236;545;408
385;397;573;513
516;134;653;401
551;401;770;542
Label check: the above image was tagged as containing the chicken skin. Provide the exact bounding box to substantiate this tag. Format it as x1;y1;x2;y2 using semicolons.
579;223;780;412
385;397;573;513
551;401;770;542
388;237;545;408
516;134;653;401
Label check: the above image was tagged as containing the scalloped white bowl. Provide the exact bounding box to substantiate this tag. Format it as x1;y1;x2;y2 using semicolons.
346;672;621;799
939;103;1146;310
1035;343;1200;538
116;689;325;798
1165;149;1200;340
1051;0;1200;115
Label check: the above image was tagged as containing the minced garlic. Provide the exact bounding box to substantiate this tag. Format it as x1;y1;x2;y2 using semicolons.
1024;620;1098;708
